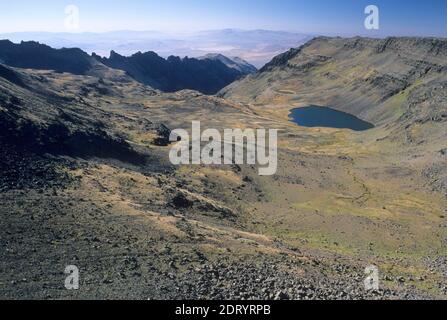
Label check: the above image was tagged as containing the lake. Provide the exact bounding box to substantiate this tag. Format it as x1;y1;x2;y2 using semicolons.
289;106;374;131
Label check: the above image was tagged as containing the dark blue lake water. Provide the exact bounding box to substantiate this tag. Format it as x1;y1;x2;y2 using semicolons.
289;106;374;131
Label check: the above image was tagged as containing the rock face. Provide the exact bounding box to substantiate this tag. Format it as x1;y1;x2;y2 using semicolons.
0;64;27;88
92;50;244;94
0;40;95;75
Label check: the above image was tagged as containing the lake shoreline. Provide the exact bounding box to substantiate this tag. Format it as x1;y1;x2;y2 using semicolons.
289;106;375;131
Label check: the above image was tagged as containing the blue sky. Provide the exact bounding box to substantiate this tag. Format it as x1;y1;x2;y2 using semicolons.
0;0;446;36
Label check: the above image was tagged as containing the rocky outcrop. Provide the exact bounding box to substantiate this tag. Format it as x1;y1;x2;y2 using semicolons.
0;40;95;75
93;50;243;94
0;64;27;88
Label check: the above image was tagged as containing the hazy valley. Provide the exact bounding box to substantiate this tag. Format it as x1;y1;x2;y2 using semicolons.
0;29;311;68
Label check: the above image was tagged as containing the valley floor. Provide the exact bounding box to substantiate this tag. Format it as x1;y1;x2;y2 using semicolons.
1;68;446;300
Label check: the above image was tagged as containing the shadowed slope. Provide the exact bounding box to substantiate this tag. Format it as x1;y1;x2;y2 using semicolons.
0;40;96;75
93;50;243;94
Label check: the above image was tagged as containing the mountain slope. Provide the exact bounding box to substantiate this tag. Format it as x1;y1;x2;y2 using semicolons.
221;36;447;130
0;40;246;95
220;36;447;196
93;50;243;94
1;39;447;299
199;53;257;74
0;40;96;75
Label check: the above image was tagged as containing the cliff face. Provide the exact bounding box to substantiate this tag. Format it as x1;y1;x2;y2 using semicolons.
93;50;244;94
0;40;96;75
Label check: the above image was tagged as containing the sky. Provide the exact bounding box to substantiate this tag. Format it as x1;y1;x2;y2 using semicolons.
0;0;446;37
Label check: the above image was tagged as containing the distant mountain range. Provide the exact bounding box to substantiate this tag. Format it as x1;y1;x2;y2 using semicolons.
199;54;257;74
0;40;256;94
0;29;312;68
92;50;255;94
